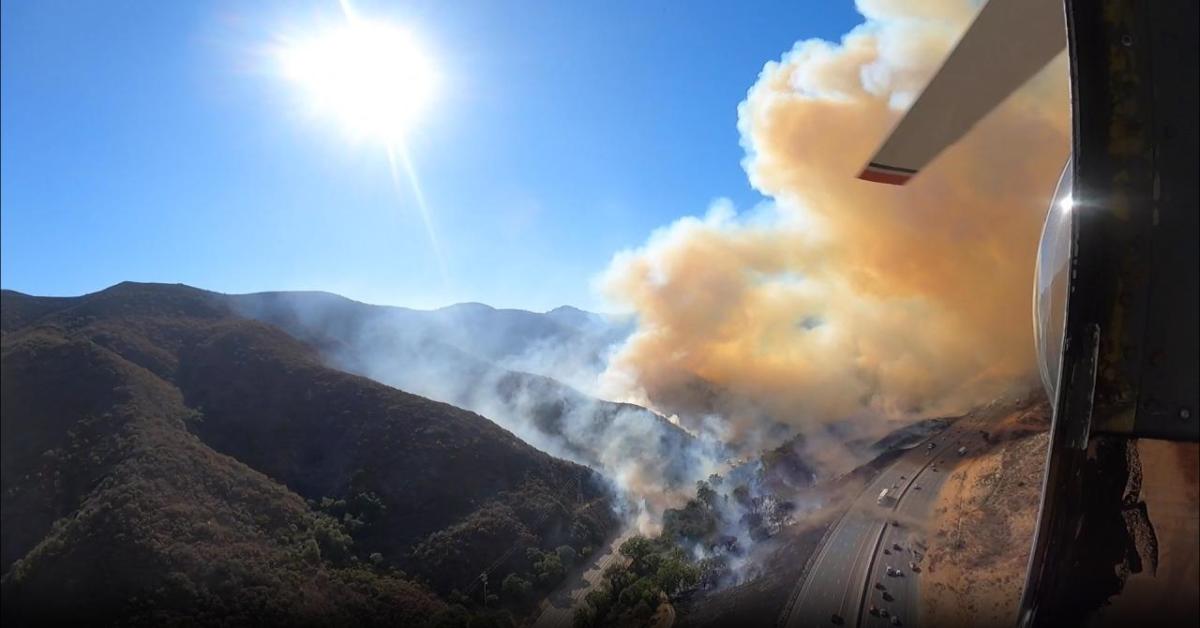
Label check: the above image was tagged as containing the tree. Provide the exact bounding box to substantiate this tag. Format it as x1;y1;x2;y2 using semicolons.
655;555;700;595
555;545;578;568
309;512;353;562
467;609;514;628
617;577;659;609
603;563;636;593
584;584;612;617
732;484;752;508
501;573;532;600
618;536;655;567
662;501;718;541
697;556;729;589
534;553;564;584
429;604;471;628
300;538;321;563
695;481;717;508
572;604;597;628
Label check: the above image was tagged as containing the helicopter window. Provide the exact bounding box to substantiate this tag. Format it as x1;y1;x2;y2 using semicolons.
1033;158;1073;402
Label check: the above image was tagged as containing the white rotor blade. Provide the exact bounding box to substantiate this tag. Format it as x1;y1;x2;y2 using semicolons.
860;0;1066;185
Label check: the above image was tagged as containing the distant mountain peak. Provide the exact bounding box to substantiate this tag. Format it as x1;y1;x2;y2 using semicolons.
543;304;604;330
438;301;496;312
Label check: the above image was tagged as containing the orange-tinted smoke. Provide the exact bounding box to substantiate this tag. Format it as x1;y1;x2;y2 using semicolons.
599;0;1069;451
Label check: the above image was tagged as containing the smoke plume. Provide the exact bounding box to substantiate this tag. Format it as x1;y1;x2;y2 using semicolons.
599;0;1069;453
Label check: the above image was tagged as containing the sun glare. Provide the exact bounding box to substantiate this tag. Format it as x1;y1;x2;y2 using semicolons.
279;18;436;142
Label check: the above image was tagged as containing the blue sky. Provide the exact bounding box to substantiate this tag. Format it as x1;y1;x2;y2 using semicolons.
2;0;860;311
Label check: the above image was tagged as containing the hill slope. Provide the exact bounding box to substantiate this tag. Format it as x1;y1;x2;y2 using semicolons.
1;283;616;625
230;290;704;492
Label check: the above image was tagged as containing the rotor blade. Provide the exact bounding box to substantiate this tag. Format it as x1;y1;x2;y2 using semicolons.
859;0;1066;185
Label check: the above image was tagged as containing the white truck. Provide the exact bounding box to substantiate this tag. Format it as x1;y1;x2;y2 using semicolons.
877;488;893;505
957;446;968;456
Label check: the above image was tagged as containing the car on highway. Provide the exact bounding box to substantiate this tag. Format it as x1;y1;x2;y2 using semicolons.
882;591;895;602
891;615;902;625
875;581;886;590
926;442;936;450
830;612;844;624
869;605;880;616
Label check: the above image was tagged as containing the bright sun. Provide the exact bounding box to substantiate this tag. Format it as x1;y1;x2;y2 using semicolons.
278;18;436;143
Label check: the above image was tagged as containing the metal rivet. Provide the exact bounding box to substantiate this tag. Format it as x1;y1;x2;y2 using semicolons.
1121;34;1134;47
1182;408;1192;420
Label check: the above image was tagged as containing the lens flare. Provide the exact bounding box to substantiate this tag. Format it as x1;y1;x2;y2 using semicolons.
277;18;436;143
275;4;448;285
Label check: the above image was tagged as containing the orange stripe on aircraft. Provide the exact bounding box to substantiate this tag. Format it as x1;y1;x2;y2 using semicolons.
858;167;914;185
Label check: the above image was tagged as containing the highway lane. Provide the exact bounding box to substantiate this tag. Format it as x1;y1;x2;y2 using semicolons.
858;425;984;627
783;416;988;628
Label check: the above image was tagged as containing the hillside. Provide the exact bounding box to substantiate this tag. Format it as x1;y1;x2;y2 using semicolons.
1;283;616;625
921;400;1051;627
228;290;701;491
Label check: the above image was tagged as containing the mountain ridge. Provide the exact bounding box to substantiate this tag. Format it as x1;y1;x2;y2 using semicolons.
1;282;617;626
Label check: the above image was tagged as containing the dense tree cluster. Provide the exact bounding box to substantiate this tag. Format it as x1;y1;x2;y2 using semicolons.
571;535;700;627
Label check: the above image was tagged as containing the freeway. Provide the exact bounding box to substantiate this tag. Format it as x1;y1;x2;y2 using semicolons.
781;415;990;628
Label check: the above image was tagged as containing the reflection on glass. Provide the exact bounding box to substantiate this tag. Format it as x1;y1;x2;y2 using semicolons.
1033;158;1073;402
